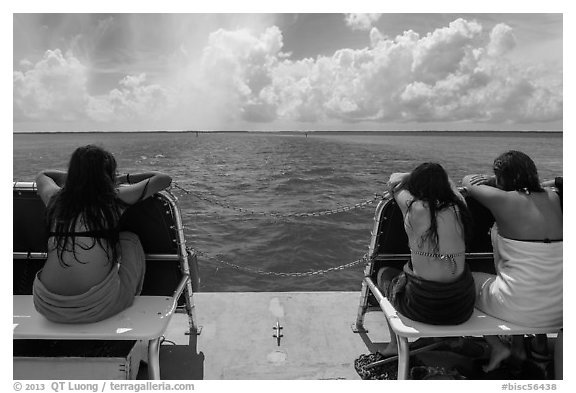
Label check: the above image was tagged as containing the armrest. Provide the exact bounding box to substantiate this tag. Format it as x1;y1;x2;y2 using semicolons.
169;274;189;311
364;277;390;315
364;276;416;335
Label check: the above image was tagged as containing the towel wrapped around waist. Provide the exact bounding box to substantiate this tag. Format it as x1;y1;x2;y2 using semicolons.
385;263;476;325
32;232;145;324
474;226;563;327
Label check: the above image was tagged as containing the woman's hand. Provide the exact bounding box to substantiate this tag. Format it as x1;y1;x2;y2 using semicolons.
463;174;496;187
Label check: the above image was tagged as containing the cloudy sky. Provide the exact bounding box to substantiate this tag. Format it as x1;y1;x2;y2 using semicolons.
13;12;563;132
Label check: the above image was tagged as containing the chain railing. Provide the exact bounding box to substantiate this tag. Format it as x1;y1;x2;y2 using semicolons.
190;247;370;277
170;181;384;277
171;182;385;219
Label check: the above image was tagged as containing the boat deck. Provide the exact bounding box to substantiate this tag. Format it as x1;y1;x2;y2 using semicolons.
156;291;390;380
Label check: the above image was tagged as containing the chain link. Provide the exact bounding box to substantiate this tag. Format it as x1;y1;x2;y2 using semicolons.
190;247;369;277
171;182;384;219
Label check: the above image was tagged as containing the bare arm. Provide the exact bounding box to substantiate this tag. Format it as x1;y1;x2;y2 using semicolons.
541;177;562;190
448;177;466;204
387;172;413;217
35;170;66;206
462;174;508;214
462;174;497;189
116;171;172;205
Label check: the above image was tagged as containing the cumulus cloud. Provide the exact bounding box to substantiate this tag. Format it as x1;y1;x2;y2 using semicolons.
87;74;170;123
199;26;285;123
14;50;171;129
487;23;517;57
344;13;382;31
195;18;561;125
13;18;562;130
14;49;89;122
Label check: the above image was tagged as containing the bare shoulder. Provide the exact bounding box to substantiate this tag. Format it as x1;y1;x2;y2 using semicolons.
407;199;427;212
538;189;562;211
393;189;414;216
545;188;561;201
405;200;430;226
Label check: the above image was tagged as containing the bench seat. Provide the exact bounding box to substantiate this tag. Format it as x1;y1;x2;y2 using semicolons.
13;295;179;379
14;295;176;340
365;277;562;379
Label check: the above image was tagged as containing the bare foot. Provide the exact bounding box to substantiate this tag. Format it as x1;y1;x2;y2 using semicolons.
483;344;511;372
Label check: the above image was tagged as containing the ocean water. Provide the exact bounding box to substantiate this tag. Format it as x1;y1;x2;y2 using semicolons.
13;131;563;292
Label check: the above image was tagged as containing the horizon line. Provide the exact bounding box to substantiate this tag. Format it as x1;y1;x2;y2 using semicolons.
13;129;564;135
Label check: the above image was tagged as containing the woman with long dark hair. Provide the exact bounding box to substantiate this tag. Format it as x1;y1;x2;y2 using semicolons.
463;150;562;372
378;162;475;357
33;144;172;323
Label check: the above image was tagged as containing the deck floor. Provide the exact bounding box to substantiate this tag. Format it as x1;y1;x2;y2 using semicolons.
157;291;391;380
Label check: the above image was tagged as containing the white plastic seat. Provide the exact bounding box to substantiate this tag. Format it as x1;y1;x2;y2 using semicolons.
364;277;562;379
13;294;184;379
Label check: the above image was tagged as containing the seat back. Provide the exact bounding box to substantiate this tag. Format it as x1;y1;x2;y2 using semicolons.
13;183;49;295
13;182;193;297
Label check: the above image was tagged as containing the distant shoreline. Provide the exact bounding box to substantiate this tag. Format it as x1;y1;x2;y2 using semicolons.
13;130;563;136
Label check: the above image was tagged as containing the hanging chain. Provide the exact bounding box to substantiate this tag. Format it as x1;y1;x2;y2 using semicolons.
190;247;370;277
170;181;382;277
171;182;384;218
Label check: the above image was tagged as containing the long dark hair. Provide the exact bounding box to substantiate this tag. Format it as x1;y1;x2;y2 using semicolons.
493;150;544;193
47;145;122;266
402;162;471;252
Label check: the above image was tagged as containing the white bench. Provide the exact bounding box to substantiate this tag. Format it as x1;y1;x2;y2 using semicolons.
13;288;185;379
364;277;562;379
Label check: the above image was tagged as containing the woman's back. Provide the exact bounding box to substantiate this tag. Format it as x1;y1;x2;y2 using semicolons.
405;201;466;282
40;218;118;296
492;189;562;242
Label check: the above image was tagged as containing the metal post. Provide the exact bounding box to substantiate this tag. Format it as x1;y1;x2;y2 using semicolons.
396;335;410;380
352;264;372;333
147;338;161;380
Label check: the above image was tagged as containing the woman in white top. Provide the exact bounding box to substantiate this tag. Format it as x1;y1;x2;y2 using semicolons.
463;150;562;372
